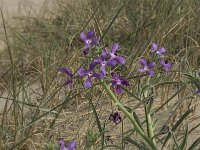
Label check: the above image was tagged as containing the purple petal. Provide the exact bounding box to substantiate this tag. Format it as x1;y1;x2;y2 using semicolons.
101;65;106;75
146;70;154;76
111;72;118;78
113;112;120;121
160;60;172;72
93;72;104;79
63;79;71;86
59;140;65;150
60;67;73;77
83;44;91;50
138;68;146;73
67;141;76;150
101;51;107;59
83;48;89;56
160;60;165;66
87;31;95;39
160;60;172;67
69;82;73;90
89;62;97;71
121;79;130;86
148;62;155;68
84;77;92;88
164;66;170;72
107;59;116;66
105;48;111;55
109;112;122;124
91;38;99;45
101;51;108;60
111;80;117;86
115;56;126;65
77;68;88;77
116;85;123;95
151;43;158;52
80;32;87;41
159;47;166;54
165;63;172;68
93;58;102;64
112;43;119;53
140;58;147;67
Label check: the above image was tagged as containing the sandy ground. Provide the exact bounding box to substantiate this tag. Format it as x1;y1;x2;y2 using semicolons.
0;0;53;51
0;0;54;110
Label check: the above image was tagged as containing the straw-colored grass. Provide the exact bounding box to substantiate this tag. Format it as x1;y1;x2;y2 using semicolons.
0;0;200;149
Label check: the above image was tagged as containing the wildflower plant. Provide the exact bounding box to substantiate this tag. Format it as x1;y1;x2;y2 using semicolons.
80;31;99;56
151;43;166;56
59;31;199;150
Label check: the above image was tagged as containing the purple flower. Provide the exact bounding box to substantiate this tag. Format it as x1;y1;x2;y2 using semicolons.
109;112;122;125
59;140;76;150
93;52;116;76
105;43;126;65
60;67;73;90
151;43;166;56
111;73;130;95
78;63;103;88
80;31;99;55
137;58;155;76
160;60;172;72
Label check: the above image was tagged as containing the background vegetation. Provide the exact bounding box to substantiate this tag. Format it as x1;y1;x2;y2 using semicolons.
0;0;199;149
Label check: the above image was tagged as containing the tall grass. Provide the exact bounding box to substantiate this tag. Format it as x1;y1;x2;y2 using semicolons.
0;0;199;149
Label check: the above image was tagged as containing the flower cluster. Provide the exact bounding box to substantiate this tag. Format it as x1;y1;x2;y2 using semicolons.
60;30;129;95
137;43;172;76
77;42;129;94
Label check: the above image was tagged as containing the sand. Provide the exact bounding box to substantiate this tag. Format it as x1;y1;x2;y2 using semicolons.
0;0;53;51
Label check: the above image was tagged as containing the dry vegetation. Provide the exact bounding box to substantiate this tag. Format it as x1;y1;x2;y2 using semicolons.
0;0;200;149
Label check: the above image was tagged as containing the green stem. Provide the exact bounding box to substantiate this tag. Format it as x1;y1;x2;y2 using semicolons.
101;80;157;150
145;106;156;146
144;77;156;147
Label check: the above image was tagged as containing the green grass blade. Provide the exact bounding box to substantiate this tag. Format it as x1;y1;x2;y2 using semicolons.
88;93;104;147
188;137;200;150
161;109;193;149
100;0;127;41
179;125;188;149
171;132;181;150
